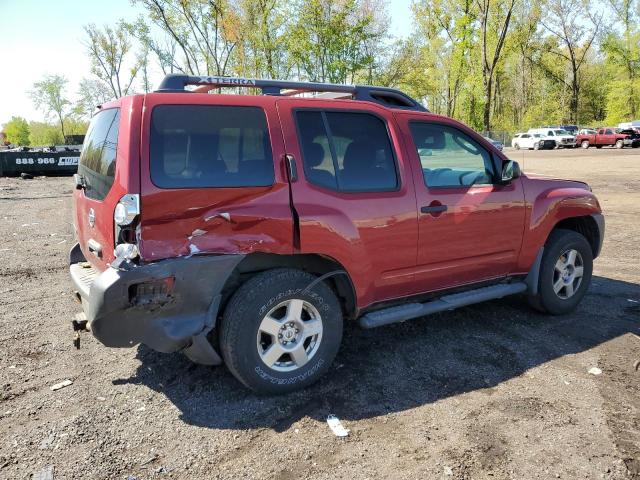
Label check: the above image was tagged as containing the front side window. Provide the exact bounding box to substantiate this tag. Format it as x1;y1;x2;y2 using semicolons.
79;108;120;200
409;122;494;188
150;105;274;188
605;129;614;135
295;110;398;192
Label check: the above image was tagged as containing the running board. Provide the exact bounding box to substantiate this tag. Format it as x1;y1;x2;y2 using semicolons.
358;282;528;329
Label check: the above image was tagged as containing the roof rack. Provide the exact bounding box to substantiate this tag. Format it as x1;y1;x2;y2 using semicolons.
155;74;427;112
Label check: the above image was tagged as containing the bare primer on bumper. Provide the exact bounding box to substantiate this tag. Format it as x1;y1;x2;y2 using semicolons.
69;243;243;359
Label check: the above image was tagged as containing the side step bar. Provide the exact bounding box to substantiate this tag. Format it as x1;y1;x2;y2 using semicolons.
358;282;528;329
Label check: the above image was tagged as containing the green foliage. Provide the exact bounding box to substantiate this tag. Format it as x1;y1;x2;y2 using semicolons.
28;122;64;146
84;22;140;97
29;74;71;138
3;117;30;146
286;0;383;83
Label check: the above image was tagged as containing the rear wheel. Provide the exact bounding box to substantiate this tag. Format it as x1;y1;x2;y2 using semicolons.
219;268;343;394
615;139;624;149
581;140;589;148
514;143;520;150
528;229;593;315
534;142;540;150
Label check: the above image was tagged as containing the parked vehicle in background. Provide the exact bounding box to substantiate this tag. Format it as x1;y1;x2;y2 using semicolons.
542;125;579;136
575;127;640;149
578;128;597;136
511;133;555;150
528;128;576;148
483;136;504;151
618;120;640;131
69;74;605;394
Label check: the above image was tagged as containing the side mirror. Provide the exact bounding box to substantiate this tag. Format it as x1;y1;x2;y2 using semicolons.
500;160;521;183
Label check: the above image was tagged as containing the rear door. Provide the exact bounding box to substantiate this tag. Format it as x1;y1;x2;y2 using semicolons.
396;113;526;292
74;96;142;271
139;94;294;261
276;99;419;308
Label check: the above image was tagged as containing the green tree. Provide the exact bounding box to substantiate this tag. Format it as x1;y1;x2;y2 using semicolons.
28;122;64;146
75;78;114;119
3;117;31;146
84;22;142;98
235;0;291;78
539;0;602;124
602;0;640;123
131;0;240;77
29;74;71;139
286;0;385;83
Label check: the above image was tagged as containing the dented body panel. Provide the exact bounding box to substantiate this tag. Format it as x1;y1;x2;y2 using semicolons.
137;93;294;262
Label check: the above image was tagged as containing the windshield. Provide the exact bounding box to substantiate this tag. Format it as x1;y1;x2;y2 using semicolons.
534;134;543;138
554;130;569;135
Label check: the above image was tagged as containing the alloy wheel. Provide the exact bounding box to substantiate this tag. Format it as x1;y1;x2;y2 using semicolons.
256;299;323;372
552;249;584;300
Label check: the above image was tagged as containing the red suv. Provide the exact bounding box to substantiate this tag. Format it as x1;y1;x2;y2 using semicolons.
70;75;604;394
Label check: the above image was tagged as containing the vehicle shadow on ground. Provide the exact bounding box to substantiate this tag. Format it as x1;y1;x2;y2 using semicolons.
113;276;639;431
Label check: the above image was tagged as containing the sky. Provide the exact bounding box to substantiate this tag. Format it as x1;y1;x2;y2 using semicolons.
0;0;413;127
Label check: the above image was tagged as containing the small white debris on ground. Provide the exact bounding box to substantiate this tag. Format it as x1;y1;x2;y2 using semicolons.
326;415;350;437
50;379;73;391
588;367;602;376
32;465;54;480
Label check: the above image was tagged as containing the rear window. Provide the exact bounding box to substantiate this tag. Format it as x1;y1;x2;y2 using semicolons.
150;105;274;188
79;108;120;200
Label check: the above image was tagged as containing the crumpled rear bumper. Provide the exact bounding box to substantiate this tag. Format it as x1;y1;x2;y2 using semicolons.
69;243;243;362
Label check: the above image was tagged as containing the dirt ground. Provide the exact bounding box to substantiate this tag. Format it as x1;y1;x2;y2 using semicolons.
0;147;638;480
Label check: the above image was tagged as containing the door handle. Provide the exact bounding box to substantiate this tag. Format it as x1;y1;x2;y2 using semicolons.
421;204;448;214
284;154;298;182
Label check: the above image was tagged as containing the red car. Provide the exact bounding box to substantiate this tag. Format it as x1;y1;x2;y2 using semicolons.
70;75;605;394
576;127;640;148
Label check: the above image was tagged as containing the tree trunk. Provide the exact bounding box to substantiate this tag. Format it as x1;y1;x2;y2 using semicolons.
483;76;493;132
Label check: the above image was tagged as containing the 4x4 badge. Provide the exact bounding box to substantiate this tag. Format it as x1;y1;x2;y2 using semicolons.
88;208;95;228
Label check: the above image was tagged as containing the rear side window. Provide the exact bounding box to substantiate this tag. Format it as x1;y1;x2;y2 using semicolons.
150;105;274;188
296;110;398;192
79;108;120;200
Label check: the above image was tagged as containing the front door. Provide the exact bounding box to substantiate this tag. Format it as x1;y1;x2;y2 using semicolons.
396;114;526;293
276;99;419;308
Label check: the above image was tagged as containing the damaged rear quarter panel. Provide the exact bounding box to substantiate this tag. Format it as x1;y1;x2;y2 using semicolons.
138;93;294;261
139;186;294;261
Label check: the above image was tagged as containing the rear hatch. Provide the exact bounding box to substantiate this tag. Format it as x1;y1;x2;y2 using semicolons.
73;97;142;271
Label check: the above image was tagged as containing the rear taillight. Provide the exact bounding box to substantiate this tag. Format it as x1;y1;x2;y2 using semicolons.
114;194;140;261
129;277;175;306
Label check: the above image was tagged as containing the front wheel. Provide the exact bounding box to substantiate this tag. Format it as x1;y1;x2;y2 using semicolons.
528;229;593;315
219;268;343;394
534;142;540;150
581;140;589;148
514;143;520;150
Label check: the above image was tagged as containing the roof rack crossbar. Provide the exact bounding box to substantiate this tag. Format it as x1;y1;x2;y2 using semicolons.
155;74;427;112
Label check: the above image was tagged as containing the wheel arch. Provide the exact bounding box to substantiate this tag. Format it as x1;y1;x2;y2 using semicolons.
550;215;603;258
218;253;358;324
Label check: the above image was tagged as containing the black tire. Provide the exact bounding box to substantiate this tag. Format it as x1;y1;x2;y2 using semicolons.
528;229;593;315
534;142;540;150
219;268;343;394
